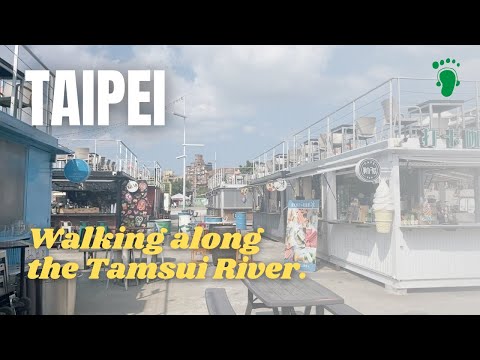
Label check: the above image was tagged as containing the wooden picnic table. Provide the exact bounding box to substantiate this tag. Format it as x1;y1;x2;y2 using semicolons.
242;271;344;315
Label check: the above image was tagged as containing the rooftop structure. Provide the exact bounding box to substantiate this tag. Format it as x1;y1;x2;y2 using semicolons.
251;77;480;179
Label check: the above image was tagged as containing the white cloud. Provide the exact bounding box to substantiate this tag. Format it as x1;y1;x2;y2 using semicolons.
19;45;480;172
242;125;256;134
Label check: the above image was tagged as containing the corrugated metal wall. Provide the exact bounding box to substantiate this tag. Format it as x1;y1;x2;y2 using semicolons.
223;188;253;209
208;188;253;209
398;229;480;280
328;224;394;276
253;212;284;241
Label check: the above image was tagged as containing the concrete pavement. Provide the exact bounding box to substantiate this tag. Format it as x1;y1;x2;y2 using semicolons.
48;232;480;315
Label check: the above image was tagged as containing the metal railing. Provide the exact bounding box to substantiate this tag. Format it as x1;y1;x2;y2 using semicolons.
208;168;252;189
53;139;142;179
252;77;480;179
138;161;163;187
0;45;54;134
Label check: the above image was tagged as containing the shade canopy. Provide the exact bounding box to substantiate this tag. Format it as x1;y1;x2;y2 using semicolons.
171;193;186;200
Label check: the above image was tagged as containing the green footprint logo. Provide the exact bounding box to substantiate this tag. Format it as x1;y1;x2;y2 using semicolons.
432;58;460;97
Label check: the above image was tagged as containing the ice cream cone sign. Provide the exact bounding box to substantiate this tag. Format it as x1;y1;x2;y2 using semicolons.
372;178;394;233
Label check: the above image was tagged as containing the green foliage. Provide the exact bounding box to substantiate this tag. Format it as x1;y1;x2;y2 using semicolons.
171;178;192;194
239;160;253;174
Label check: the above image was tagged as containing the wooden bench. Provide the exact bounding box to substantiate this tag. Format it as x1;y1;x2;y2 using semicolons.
321;303;362;315
205;288;237;315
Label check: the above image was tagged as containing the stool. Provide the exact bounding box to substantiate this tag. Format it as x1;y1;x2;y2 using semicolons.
59;221;72;238
235;230;254;263
190;226;209;263
79;248;97;270
78;221;90;239
105;248;138;290
236;250;254;263
96;221;109;233
191;248;209;263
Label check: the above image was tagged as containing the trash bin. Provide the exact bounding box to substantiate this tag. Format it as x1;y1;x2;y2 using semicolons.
209;225;238;266
26;260;77;315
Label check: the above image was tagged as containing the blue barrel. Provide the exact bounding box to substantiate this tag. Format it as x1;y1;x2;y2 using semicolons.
234;212;247;230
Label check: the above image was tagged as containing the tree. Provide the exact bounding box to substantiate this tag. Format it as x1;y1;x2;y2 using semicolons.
239;160;253;174
171;178;192;195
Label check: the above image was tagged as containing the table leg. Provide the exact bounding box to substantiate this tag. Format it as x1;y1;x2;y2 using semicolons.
272;307;280;315
304;306;312;315
145;253;158;284
19;247;25;298
163;279;169;315
245;289;254;315
35;275;42;315
122;249;130;291
316;306;325;315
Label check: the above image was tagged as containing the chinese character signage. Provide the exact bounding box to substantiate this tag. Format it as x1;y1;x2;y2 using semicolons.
284;200;320;272
420;128;480;149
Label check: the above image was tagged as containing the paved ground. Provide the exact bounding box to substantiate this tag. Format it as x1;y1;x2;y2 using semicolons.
47;214;480;315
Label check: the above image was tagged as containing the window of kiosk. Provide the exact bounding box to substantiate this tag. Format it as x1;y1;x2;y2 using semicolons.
294;176;323;218
400;166;478;225
253;186;266;212
0;139;26;230
266;188;281;213
336;172;377;223
62;191;117;214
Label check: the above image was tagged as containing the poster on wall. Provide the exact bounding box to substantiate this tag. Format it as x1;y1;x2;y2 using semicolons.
121;179;150;230
284;199;320;272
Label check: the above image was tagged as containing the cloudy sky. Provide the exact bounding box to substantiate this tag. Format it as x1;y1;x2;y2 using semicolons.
11;45;480;173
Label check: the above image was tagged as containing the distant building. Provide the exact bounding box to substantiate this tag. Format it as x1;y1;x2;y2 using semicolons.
186;154;213;198
162;169;175;182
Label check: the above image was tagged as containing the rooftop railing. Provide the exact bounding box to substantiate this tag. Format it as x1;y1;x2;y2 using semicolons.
208;168;252;189
53;138;151;180
0;45;54;134
252;77;480;179
138;161;163;188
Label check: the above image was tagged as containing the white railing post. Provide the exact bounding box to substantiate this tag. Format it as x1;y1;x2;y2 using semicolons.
118;140;122;172
327;116;331;158
293;135;297;167
46;73;54;135
352;101;356;150
286;140;289;170
397;77;401;138
476;81;479;130
9;45;19;118
389;79;393;139
272;149;275;173
125;144;128;174
264;153;267;176
307;128;311;162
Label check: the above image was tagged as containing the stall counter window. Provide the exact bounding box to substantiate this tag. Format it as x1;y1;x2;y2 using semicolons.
400;165;479;226
336;172;377;223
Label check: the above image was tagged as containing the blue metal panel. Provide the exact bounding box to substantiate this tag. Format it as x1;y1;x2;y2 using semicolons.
25;146;52;229
7;248;20;266
6;147;52;267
